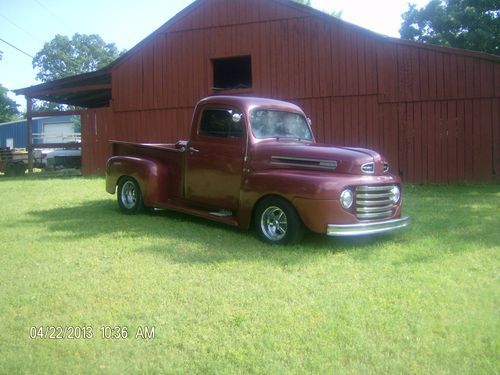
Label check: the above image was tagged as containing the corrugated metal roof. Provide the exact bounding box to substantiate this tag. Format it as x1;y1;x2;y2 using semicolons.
0;117;48;126
13;69;111;108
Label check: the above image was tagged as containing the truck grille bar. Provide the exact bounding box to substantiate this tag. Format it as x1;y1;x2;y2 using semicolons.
355;185;398;220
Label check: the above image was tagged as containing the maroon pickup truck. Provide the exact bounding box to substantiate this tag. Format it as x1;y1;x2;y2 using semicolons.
106;96;409;244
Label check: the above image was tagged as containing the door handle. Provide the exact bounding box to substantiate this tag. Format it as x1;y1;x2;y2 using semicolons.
189;147;199;153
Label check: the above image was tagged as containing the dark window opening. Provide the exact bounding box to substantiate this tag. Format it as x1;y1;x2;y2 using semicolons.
199;109;243;138
212;56;252;90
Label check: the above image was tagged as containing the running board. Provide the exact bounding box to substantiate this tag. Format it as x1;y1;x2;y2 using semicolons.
209;209;233;217
155;201;239;227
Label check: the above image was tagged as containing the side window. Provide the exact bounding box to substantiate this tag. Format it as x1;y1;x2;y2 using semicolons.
199;109;243;138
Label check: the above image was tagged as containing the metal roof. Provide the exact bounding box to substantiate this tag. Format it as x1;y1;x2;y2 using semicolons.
13;68;112;108
0;117;48;126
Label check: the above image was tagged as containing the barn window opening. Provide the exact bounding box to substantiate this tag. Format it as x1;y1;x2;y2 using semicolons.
212;56;252;90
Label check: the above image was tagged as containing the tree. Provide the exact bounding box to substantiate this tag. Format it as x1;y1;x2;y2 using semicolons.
32;33;123;111
0;85;20;123
400;0;500;55
32;33;123;82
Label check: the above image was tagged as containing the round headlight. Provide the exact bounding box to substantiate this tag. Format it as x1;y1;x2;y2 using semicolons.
340;189;354;209
390;186;401;203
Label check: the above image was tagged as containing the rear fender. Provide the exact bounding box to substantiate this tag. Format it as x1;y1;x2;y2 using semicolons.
106;156;169;207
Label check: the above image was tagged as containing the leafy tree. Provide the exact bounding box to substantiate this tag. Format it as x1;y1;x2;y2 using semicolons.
0;85;21;123
400;0;500;55
32;33;123;82
32;33;123;111
32;99;67;112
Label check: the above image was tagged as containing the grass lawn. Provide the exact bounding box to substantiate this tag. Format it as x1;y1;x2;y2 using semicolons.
0;176;498;373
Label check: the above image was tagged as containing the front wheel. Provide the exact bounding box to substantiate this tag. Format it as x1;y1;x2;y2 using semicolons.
117;177;143;214
254;196;304;245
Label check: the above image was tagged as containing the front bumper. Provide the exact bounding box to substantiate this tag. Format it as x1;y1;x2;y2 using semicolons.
326;216;410;237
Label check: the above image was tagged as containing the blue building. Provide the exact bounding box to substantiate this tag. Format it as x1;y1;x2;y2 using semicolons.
0;115;79;148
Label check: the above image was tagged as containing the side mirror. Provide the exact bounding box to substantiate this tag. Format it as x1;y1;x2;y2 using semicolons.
232;113;242;123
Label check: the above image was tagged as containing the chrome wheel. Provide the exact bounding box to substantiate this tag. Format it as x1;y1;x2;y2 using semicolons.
117;177;143;214
255;197;304;244
260;206;288;241
121;180;138;209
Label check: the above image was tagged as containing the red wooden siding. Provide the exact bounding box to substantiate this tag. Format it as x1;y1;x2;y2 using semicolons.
81;108;114;175
163;0;307;33
82;0;499;183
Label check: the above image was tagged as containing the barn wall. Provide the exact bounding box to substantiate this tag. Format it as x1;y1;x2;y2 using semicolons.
376;41;499;182
83;0;499;182
81;108;114;175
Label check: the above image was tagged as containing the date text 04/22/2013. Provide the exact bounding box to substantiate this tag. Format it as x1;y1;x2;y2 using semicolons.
29;325;156;340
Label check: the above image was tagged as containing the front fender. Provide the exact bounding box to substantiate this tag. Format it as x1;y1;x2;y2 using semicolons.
238;170;341;230
105;156;169;207
238;170;402;233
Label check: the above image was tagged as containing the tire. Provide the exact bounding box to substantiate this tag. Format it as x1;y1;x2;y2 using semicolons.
254;196;304;245
117;177;143;214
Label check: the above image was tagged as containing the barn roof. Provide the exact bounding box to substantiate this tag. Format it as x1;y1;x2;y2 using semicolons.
14;0;499;108
14;68;112;108
114;0;499;68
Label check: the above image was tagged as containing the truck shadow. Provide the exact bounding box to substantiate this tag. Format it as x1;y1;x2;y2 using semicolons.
19;186;500;266
22;189;497;267
21;199;393;265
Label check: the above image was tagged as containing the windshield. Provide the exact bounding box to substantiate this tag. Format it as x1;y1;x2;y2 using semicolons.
250;110;313;140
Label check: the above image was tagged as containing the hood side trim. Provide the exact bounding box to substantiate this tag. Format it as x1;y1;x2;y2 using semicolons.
271;156;338;171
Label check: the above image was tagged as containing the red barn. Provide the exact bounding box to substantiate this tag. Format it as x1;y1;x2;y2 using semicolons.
16;0;500;183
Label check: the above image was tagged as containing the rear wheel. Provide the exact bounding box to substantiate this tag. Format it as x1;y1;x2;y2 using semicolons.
117;177;143;214
254;196;304;245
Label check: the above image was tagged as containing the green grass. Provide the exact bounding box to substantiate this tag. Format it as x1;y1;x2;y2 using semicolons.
0;176;498;374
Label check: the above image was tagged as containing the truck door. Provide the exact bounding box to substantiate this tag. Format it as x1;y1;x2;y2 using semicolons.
185;107;245;211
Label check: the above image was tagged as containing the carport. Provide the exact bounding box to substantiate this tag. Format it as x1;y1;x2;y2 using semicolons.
13;68;112;172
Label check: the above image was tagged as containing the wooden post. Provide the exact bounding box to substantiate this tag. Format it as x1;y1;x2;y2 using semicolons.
26;97;33;173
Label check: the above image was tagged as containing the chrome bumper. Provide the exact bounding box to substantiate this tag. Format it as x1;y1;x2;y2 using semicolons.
327;217;410;237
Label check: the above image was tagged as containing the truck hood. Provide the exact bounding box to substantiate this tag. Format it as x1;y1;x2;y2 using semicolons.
251;140;388;175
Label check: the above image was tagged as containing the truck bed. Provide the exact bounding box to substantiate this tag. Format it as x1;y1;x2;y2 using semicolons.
109;140;186;201
110;140;187;156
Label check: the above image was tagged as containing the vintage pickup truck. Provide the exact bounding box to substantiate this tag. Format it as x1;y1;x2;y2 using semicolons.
106;96;409;244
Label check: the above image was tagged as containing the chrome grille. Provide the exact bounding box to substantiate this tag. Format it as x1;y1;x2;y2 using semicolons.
355;185;398;220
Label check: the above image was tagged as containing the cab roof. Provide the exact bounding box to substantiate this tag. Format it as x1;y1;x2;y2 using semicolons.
197;96;305;114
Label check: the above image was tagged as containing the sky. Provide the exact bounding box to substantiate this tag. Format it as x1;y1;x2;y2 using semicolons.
0;0;430;108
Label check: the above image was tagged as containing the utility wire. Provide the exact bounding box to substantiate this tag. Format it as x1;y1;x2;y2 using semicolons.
0;13;44;43
0;38;34;59
33;0;73;32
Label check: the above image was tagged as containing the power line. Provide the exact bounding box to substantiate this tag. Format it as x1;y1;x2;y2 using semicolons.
0;13;44;44
33;0;72;32
0;38;34;59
